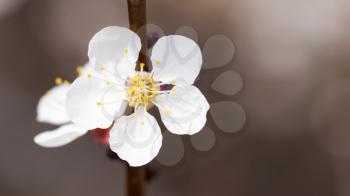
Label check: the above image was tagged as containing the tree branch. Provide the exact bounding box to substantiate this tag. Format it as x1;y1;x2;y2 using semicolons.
127;0;149;71
126;0;147;196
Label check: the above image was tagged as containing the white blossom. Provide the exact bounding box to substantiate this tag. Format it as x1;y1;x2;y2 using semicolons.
66;26;209;166
34;64;91;148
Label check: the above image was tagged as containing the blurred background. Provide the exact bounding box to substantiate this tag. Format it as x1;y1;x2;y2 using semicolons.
1;0;350;195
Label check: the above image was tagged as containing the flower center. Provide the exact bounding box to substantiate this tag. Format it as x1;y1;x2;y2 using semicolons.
126;72;159;108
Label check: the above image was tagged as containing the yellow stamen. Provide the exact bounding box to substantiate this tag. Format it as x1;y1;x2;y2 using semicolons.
100;65;105;71
96;102;101;106
63;80;70;85
126;72;159;108
76;65;83;75
123;48;129;54
87;73;92;78
163;109;171;116
155;60;160;65
55;77;63;85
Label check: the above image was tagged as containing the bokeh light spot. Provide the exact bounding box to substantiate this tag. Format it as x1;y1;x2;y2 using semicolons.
190;126;215;152
175;26;198;42
203;35;235;69
210;101;246;133
211;70;243;95
156;131;184;166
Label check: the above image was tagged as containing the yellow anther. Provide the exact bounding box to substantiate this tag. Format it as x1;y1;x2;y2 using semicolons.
55;77;63;85
63;80;70;85
105;80;111;85
131;115;136;119
155;60;160;65
123;48;129;54
171;80;176;85
140;63;145;68
128;88;135;95
87;73;92;78
126;72;159;108
76;65;83;75
171;87;176;93
141;121;145;125
163;109;171;116
96;102;102;106
100;65;105;71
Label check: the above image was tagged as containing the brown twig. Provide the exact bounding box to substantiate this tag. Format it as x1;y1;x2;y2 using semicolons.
126;0;148;196
127;0;150;72
126;166;145;196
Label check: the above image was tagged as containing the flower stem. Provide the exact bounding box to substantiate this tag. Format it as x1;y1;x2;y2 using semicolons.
126;1;147;196
126;166;145;196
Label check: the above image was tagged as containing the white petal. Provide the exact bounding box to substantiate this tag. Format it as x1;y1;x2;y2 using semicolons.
155;85;209;135
66;75;127;130
109;108;163;167
151;35;203;85
37;84;70;125
88;26;141;79
80;62;123;85
80;62;95;75
34;123;88;148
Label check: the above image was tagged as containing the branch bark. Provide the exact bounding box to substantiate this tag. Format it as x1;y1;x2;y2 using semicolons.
126;166;145;196
126;0;147;196
127;0;149;71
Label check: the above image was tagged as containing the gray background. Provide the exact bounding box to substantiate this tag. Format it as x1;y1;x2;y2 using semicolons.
1;0;349;195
